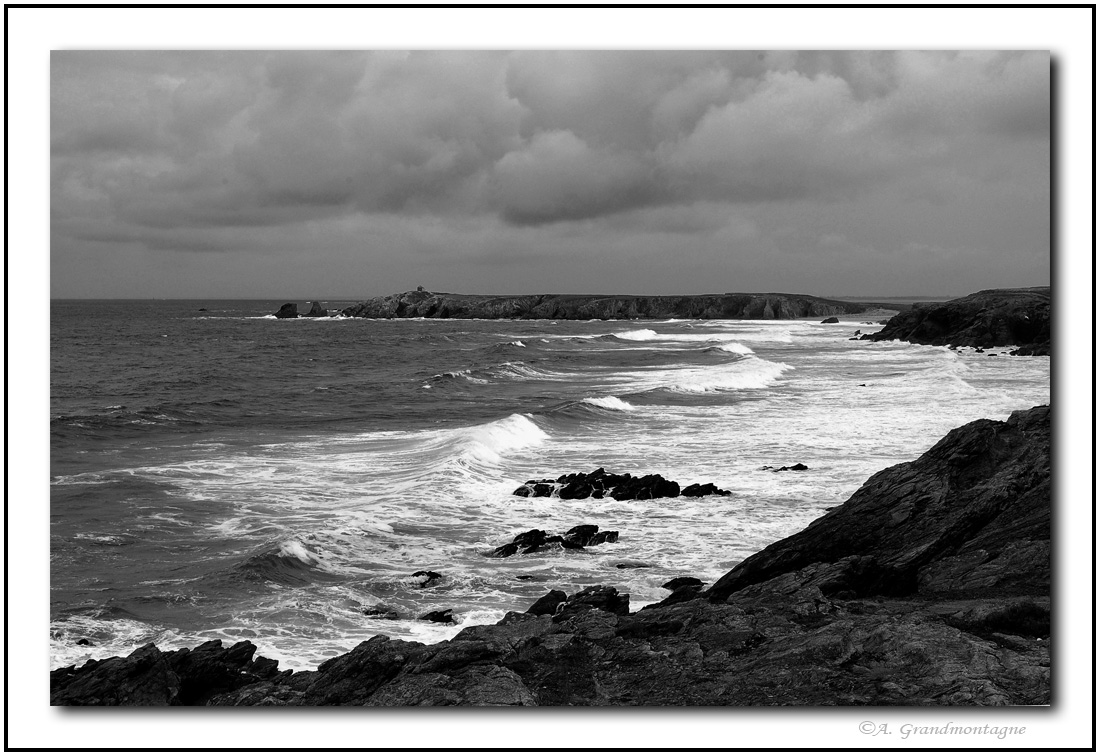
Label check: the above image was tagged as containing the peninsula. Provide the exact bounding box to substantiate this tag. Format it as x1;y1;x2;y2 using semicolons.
334;290;885;320
863;287;1050;355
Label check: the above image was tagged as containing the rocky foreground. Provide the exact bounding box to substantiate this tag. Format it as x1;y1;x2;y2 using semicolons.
51;406;1050;706
335;289;878;320
863;287;1050;355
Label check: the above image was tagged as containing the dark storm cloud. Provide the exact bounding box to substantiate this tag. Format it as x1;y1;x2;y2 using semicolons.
50;50;1049;297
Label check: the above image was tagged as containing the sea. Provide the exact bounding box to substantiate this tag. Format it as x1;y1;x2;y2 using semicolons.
50;299;1050;671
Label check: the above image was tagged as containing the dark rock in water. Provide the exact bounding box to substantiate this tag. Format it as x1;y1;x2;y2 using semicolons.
489;525;617;557
76;638;95;646
363;604;401;620
514;468;726;501
863;287;1050;355
515;575;538;581
302;301;327;318
412;570;443;587
197;308;207;312
681;482;731;497
419;609;456;624
821;316;840;324
770;463;809;472
662;576;704;591
273;303;299;319
615;561;651;569
526;589;567;616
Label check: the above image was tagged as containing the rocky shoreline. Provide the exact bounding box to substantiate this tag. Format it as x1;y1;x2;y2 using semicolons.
51;405;1050;706
863;287;1050;355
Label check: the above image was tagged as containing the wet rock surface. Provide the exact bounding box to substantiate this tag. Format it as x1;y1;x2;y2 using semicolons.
863;287;1050;355
513;468;729;501
489;524;619;557
52;407;1050;706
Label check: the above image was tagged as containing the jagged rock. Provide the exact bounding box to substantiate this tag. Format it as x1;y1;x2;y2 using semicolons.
273;303;298;319
863;287;1050;354
708;405;1050;602
513;468;728;501
420;609;456;624
773;463;809;472
489;525;618;557
302;301;327;317
51;639;274;706
526;589;567;616
553;585;630;622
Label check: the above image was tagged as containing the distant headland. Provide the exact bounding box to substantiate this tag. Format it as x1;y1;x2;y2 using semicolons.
277;290;897;321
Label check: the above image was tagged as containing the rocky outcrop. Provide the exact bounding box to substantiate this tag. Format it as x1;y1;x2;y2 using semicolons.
52;407;1050;706
273;303;298;319
302;301;327;317
50;639;282;706
862;287;1050;355
707;405;1050;601
340;290;876;320
489;525;619;557
513;468;729;500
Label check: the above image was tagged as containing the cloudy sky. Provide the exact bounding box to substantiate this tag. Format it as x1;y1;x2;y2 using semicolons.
51;50;1050;299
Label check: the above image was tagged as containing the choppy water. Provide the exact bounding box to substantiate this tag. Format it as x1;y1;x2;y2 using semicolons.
50;300;1050;670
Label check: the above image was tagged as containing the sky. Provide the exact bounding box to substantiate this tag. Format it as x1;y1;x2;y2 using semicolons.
50;50;1051;299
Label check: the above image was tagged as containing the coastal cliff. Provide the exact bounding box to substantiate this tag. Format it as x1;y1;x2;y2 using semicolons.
863;287;1050;355
338;290;875;320
51;406;1050;706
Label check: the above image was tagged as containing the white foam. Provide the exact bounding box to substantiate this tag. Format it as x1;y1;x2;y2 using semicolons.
614;328;660;341
610;355;792;394
454;413;549;465
712;341;754;354
277;540;321;566
581;396;636;411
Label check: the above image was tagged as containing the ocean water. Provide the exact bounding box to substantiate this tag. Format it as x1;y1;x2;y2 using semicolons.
50;300;1050;671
